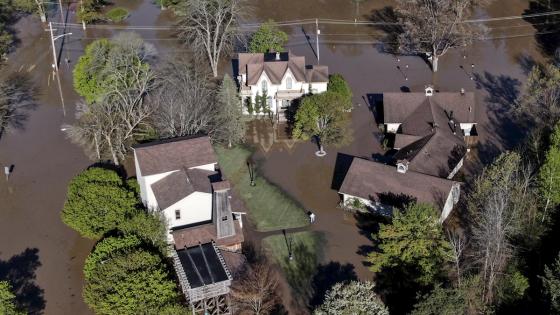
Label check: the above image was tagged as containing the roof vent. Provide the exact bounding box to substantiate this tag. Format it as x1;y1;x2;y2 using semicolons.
460;88;465;95
425;85;434;97
275;52;281;61
396;160;409;174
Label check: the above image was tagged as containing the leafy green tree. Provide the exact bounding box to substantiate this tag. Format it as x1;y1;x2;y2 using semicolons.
214;74;246;147
83;235;143;279
83;249;179;315
541;253;560;313
254;92;262;115
249;20;288;53
120;211;168;253
73;39;113;104
314;281;389;315
327;74;352;104
367;203;452;286
539;123;560;221
292;92;351;155
77;0;106;23
245;97;254;115
517;62;560;127
0;281;24;315
495;269;529;305
61;167;139;239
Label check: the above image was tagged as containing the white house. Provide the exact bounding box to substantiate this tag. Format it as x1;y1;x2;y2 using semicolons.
133;136;244;250
339;157;460;222
236;51;329;121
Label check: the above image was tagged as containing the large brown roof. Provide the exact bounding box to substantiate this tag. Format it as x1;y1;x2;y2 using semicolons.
339;157;456;210
238;52;327;86
383;91;476;124
133;136;217;176
172;220;244;249
150;168;218;210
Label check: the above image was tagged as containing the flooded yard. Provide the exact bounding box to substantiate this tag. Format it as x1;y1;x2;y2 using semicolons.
0;0;552;313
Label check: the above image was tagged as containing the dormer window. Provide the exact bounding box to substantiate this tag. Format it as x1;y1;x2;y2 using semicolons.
175;210;181;220
261;80;267;92
286;77;292;89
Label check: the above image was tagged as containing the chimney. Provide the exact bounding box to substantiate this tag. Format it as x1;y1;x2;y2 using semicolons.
425;85;434;97
396;159;409;174
460;88;465;95
275;52;281;61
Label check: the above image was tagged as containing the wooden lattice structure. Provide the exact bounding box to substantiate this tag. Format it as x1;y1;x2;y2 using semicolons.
172;241;233;315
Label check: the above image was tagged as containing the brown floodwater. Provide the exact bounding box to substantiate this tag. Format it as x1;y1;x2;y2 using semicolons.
0;0;550;313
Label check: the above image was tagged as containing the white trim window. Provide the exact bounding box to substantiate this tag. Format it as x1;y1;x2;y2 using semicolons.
286;77;292;89
261;80;267;93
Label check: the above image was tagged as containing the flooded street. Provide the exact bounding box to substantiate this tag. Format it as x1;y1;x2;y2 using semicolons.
0;0;551;313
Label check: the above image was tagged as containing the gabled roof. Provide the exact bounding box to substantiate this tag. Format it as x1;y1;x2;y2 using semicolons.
238;52;327;86
133;136;217;176
339;157;457;210
394;134;423;149
151;168;219;210
383;91;476;124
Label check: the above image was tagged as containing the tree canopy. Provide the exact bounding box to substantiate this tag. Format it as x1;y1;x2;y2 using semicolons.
367;203;452;286
327;74;353;104
0;281;24;315
539;123;560;220
214;74;246;147
541;253;560;313
83;247;180;315
61;167;140;239
249;20;288;53
314;281;389;315
292;91;351;155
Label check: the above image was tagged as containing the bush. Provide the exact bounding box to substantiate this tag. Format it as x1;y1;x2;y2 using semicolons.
105;7;129;22
314;281;389;315
61;167;140;239
327;73;352;103
249;20;288;53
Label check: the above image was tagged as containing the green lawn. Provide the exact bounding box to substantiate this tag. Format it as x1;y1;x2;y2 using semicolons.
105;7;129;22
215;145;309;232
262;231;325;302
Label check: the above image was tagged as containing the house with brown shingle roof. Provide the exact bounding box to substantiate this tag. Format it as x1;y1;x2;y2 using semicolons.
236;51;328;121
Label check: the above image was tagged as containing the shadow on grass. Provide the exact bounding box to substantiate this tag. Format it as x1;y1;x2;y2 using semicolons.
0;248;45;315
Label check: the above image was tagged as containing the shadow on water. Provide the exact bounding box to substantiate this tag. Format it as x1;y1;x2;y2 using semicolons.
330;152;354;191
365;93;383;124
524;0;560;58
0;72;39;141
309;261;358;308
0;248;45;315
366;6;402;54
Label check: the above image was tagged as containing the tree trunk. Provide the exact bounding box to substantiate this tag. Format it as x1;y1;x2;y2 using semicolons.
40;12;46;23
432;54;439;72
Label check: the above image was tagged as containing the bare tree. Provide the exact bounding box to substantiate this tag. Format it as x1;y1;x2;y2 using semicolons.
0;73;36;138
447;229;467;287
150;56;217;138
231;262;279;315
395;0;483;72
176;0;247;77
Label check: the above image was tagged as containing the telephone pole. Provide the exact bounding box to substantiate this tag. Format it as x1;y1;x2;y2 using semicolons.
315;18;320;64
48;22;72;116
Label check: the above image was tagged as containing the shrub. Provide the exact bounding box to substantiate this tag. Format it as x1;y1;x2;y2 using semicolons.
105;7;129;22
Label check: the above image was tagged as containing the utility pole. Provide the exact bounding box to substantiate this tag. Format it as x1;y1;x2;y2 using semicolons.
315;18;320;64
58;0;64;23
48;22;72;116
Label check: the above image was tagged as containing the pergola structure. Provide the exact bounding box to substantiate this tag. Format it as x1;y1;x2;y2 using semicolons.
172;241;233;315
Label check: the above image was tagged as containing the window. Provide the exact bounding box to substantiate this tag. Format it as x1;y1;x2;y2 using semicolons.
221;215;228;221
286;77;292;89
267;97;272;109
175;210;181;220
261;80;267;92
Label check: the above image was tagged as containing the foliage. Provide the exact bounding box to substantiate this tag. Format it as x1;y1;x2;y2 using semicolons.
495;269;529;305
105;7;129;22
249;19;288;53
77;0;106;23
83;249;179;315
214;74;246;147
61;167;140;239
539;123;560;221
215;145;309;231
292;92;352;154
517;62;560;127
73;39;113;104
0;281;24;315
394;0;482;71
541;253;560;313
314;281;389;315
119;211;168;253
367;203;452;286
231;262;279;314
0;73;36;137
327;74;352;104
245;97;254;115
176;0;246;77
83;235;143;279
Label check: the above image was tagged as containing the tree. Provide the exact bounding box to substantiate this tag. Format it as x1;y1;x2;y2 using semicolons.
0;73;35;138
176;0;246;77
231;262;279;315
447;229;467;286
83;249;179;315
214;74;246;147
61;167;140;239
0;281;24;315
314;281;389;315
539;123;560;221
11;0;47;22
83;235;143;279
72;38;113;104
151;56;216;138
394;0;483;72
467;152;537;304
249;20;288;53
367;203;452;286
327;74;352;104
541;253;560;313
292;92;351;156
77;0;106;23
119;211;168;253
517;62;560;130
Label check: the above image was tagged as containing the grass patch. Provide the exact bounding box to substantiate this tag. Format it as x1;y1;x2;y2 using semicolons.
263;231;324;304
105;7;129;22
215;145;309;232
